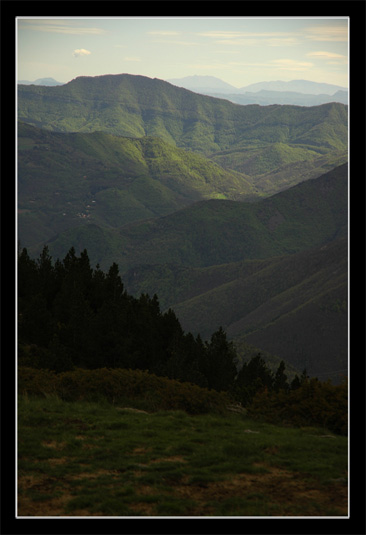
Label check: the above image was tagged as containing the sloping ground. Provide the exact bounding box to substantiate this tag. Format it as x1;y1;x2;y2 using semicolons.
18;74;348;155
18;395;348;517
18;123;253;249
164;238;347;381
40;163;347;272
18;74;348;194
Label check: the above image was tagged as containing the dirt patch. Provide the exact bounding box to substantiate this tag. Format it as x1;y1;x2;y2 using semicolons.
41;440;67;449
47;457;68;466
18;493;72;517
17;463;348;517
171;464;348;516
149;456;187;464
18;473;71;516
116;407;149;414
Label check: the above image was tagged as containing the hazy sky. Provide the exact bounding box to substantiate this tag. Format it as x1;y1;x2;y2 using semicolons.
17;17;349;88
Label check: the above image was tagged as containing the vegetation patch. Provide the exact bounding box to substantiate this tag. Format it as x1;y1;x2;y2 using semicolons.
17;395;348;517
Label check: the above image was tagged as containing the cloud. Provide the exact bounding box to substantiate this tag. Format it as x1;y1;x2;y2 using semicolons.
272;59;313;71
72;49;91;57
19;19;106;35
150;38;200;46
197;31;245;38
148;31;181;36
123;56;141;62
304;25;348;42
198;30;298;47
306;51;347;60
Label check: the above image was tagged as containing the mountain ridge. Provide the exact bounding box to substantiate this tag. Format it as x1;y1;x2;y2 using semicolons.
17;73;349;383
166;76;348;105
18;77;65;86
18;73;348;154
37;163;348;273
18;73;348;201
167;76;347;95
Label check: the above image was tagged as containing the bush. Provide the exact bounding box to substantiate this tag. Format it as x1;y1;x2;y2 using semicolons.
18;366;231;415
247;377;348;435
17;366;58;397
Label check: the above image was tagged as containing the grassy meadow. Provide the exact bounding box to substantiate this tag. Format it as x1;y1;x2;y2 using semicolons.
18;394;348;517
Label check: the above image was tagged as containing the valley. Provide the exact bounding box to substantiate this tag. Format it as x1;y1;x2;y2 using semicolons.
17;73;349;383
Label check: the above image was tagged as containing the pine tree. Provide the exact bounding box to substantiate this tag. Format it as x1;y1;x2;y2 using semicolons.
273;360;289;392
234;353;274;406
204;327;237;392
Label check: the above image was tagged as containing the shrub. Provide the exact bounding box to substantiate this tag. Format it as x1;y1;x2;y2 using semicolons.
17;366;58;397
18;366;231;415
247;377;348;435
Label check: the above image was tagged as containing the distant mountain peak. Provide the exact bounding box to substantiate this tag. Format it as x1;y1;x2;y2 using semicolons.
167;75;240;93
18;77;64;86
240;79;347;95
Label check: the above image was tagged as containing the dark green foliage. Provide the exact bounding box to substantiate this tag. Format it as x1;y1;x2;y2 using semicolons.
248;377;348;436
233;354;275;406
18;246;239;390
18;245;347;433
17;367;231;415
273;361;289;393
203;328;238;392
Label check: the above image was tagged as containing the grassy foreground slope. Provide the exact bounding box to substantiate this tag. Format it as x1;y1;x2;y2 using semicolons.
18;394;348;517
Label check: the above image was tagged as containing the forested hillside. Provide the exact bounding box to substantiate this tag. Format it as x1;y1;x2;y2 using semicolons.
18;122;253;249
17;73;349;388
35;163;347;273
17;74;348;153
18;74;348;192
18;245;348;436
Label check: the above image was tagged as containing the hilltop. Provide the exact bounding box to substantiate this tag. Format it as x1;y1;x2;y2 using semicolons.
18;73;348;182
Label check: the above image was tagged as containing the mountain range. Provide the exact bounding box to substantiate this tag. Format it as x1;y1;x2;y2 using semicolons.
166;76;348;106
17;73;349;382
17;77;64;86
167;76;347;94
18;74;348;194
22;162;348;381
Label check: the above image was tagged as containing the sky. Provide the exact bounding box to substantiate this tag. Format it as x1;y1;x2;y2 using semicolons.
17;17;349;89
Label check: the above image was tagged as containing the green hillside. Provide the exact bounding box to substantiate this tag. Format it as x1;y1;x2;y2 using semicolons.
18;74;348;193
43;163;347;272
17;74;348;384
117;165;348;381
29;164;348;381
163;239;347;381
17;74;348;153
18;122;253;249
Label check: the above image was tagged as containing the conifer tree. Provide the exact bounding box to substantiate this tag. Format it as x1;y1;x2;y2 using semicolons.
204;327;237;392
273;360;289;392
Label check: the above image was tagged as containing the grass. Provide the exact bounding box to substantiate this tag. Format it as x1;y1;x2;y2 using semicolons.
17;395;348;517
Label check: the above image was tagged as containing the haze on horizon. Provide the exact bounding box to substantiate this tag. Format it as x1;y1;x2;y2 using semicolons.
17;16;349;89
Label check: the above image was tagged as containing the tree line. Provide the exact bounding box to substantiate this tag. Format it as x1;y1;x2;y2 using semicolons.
18;246;311;401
